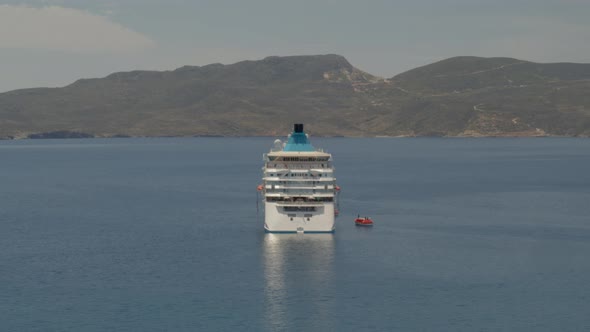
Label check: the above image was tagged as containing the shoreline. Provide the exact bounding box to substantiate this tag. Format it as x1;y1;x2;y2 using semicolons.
1;133;588;140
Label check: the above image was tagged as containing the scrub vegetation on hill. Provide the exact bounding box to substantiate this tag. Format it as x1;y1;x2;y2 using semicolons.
1;54;589;138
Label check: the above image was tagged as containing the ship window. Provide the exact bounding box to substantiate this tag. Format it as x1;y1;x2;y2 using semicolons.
284;207;316;212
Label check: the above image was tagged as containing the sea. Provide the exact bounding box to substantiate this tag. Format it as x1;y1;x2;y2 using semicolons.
1;137;589;331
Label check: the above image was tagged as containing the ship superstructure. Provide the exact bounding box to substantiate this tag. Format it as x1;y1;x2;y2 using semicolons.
260;124;339;233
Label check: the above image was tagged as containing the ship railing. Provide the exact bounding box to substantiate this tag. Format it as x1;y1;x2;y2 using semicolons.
265;163;331;170
265;193;334;198
274;201;327;206
266;185;335;190
265;188;335;192
263;177;336;182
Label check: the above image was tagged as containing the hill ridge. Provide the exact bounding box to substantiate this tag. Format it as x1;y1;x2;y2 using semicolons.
1;54;589;139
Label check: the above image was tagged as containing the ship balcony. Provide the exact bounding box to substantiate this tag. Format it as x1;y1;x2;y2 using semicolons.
265;192;335;198
263;177;336;182
265;163;332;170
265;185;335;190
263;164;334;172
274;201;326;206
266;196;333;204
263;170;334;176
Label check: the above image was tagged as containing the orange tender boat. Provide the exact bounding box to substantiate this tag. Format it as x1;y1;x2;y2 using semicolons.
355;216;373;226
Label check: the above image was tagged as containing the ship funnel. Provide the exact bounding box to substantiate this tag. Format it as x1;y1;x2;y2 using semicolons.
285;123;314;152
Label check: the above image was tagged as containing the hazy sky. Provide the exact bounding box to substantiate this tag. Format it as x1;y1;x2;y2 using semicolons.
1;0;589;92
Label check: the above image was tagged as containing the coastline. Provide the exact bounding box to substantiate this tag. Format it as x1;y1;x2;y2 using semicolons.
1;131;588;140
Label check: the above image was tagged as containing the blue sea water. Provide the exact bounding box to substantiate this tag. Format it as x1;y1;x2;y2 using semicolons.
1;137;589;331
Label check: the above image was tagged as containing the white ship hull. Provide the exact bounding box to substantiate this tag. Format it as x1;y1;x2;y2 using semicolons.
264;202;335;233
260;124;338;234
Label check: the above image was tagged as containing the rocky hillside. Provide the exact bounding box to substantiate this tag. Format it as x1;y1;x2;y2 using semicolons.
1;54;589;138
383;56;590;136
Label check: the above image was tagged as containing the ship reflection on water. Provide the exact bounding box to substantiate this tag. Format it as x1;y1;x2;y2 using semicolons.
262;234;335;331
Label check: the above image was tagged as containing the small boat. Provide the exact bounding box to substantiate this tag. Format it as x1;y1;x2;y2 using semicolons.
355;216;373;226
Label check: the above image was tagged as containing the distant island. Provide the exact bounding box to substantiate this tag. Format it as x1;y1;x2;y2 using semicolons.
1;54;589;139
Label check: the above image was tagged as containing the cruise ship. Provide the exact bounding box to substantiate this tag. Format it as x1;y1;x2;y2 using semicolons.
260;124;339;233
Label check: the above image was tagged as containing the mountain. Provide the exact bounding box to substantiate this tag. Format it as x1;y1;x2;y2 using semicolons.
385;56;590;136
1;54;589;138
